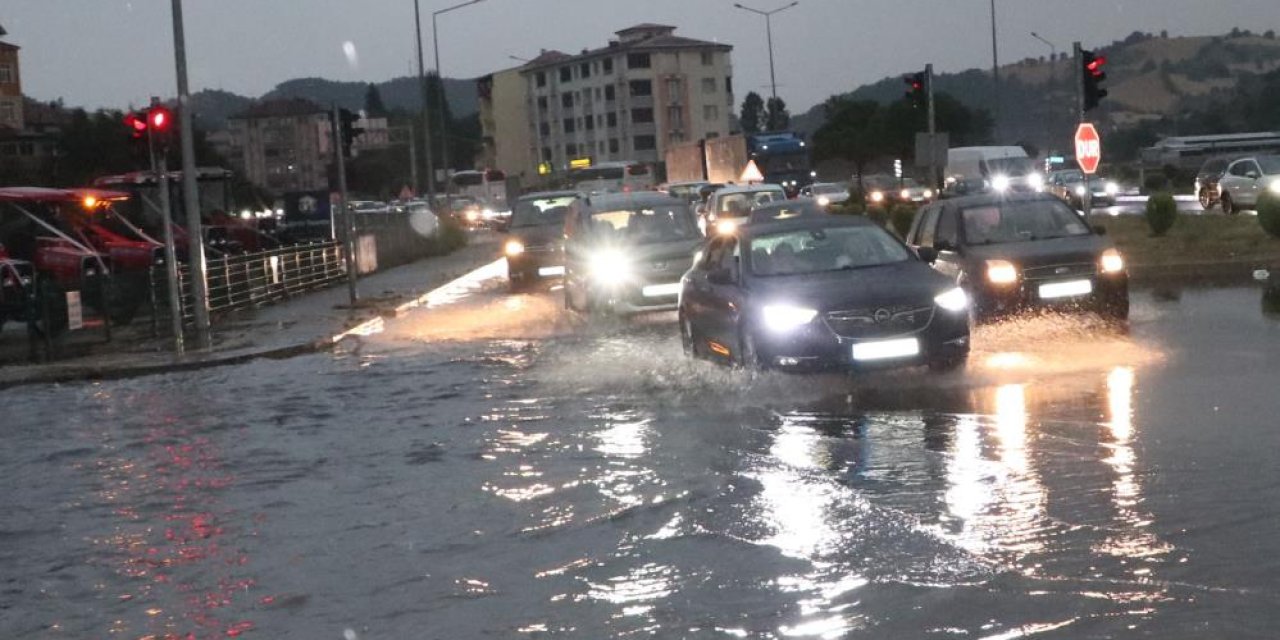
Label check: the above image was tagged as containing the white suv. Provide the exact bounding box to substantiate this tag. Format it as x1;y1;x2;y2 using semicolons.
1218;155;1280;215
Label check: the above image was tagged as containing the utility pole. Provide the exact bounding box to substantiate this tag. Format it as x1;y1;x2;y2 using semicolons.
407;123;419;194
926;63;939;190
148;97;184;355
170;0;211;349
331;104;359;306
1072;41;1091;216
414;0;436;207
433;0;487;189
733;2;799;101
989;0;1001;143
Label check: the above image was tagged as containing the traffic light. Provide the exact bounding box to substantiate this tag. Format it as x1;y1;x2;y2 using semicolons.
124;111;148;140
123;104;175;145
337;108;363;158
1082;49;1108;111
904;71;926;109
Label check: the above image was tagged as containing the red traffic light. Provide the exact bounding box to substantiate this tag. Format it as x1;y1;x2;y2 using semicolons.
149;106;173;131
124;112;148;139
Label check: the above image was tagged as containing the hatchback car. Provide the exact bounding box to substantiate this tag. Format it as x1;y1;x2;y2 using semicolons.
1218;155;1280;215
504;191;578;291
699;184;789;235
1046;169;1119;209
905;193;1129;320
799;182;851;208
563;192;703;314
678;212;971;372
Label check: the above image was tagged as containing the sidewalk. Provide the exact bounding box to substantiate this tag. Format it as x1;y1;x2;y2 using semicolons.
0;235;501;390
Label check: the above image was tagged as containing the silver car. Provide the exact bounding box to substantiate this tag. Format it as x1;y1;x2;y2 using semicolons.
1218;155;1280;215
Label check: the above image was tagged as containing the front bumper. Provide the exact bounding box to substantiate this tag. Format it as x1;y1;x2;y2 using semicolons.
750;306;971;372
507;250;564;281
973;272;1129;318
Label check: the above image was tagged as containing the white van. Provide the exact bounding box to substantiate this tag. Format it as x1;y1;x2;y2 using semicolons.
945;146;1044;194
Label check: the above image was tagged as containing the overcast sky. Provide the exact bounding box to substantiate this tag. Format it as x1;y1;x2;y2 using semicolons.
4;0;1277;113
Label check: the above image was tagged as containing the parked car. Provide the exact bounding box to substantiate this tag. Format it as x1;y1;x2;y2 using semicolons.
504;191;579;291
1217;155;1280;215
699;184;788;235
1194;156;1234;210
905;192;1129;321
678;209;970;372
563;192;703;315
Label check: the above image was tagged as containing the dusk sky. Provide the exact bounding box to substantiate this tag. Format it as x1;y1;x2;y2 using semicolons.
4;0;1277;113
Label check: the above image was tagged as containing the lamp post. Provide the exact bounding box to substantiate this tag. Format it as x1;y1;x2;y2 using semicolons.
1031;31;1057;85
413;0;436;205
989;0;1001;142
732;1;799;101
169;0;211;349
433;0;486;184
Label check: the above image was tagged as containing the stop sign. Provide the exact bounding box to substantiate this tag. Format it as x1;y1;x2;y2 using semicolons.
1075;123;1102;175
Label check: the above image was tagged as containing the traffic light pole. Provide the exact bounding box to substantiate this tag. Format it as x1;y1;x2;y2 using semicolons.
331;104;359;306
926;63;938;190
1073;41;1091;216
147;110;185;356
170;0;211;350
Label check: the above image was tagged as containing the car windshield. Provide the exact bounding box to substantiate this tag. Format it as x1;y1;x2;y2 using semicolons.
863;175;896;190
668;184;704;201
811;184;846;195
985;157;1034;176
589;204;700;244
1054;170;1084;183
749;225;912;277
1258;155;1280;174
512;196;575;228
717;190;785;217
961;200;1091;244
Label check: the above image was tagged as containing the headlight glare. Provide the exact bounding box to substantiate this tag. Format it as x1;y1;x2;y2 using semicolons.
934;287;970;312
1028;173;1045;190
589;249;631;285
816;196;831;207
762;304;818;332
869;191;885;203
986;259;1018;285
504;240;525;256
923;189;934;199
1075;185;1087;196
715;219;739;235
900;189;911;200
1270;180;1280;195
1105;181;1120;196
1100;248;1125;274
991;174;1011;192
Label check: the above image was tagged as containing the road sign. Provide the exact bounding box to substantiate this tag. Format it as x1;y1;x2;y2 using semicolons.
1075;123;1102;175
740;159;765;184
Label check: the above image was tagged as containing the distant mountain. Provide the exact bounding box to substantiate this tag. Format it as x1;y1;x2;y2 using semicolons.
190;75;479;131
791;30;1280;153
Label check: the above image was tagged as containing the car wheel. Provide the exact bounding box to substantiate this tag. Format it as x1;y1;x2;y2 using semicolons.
1199;189;1214;210
1221;193;1236;215
736;329;766;370
1102;297;1130;322
679;312;696;357
508;273;525;293
928;353;968;373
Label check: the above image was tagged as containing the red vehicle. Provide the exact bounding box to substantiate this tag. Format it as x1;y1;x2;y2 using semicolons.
63;189;166;273
0;243;35;333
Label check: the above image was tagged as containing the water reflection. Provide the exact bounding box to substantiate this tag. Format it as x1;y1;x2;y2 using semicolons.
1096;367;1173;562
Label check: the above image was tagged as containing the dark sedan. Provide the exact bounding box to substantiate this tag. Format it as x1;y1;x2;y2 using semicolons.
678;214;971;373
905;193;1129;320
504;191;578;291
563;192;703;314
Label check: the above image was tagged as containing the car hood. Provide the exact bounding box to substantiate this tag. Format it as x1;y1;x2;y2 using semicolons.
965;234;1111;267
621;238;704;264
509;225;562;246
747;261;953;312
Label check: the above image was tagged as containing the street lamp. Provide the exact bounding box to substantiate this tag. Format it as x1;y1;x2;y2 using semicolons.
732;1;799;101
413;0;436;204
434;0;486;183
1031;31;1057;85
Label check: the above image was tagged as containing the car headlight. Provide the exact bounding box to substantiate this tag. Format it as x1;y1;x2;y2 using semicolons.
923;189;934;199
985;259;1018;285
1105;181;1120;196
465;210;479;221
816;196;831;207
589;249;631;285
762;304;818;332
869;191;885;203
1100;248;1125;274
482;208;497;219
505;240;525;257
991;175;1011;192
1270;180;1280;195
1075;185;1087;196
1028;173;1045;190
715;219;739;235
900;189;911;200
934;287;970;312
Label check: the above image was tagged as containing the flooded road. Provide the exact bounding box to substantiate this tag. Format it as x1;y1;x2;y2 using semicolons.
4;270;1280;639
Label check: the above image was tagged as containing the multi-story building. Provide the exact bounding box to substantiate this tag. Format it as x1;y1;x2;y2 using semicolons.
225;98;333;193
480;24;733;181
0;23;22;132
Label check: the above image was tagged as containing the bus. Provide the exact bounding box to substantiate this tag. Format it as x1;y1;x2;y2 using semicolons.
450;169;509;213
1141;132;1280;171
568;161;654;195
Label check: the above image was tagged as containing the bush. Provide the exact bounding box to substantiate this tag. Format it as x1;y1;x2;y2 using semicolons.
1144;192;1178;236
890;204;917;239
831;202;865;216
1257;192;1280;238
866;205;890;228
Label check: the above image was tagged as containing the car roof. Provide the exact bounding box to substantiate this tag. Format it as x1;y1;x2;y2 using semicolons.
583;191;684;209
741;212;878;238
937;192;1063;208
519;190;580;201
714;184;785;196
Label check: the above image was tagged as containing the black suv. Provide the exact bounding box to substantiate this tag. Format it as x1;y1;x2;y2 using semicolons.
1195;156;1234;210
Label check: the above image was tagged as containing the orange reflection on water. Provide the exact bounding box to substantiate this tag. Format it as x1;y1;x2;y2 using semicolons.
1096;367;1173;561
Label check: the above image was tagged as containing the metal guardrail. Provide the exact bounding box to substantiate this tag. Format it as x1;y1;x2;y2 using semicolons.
151;241;346;331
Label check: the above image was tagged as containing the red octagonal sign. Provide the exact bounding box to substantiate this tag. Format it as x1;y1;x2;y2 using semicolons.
1075;123;1102;175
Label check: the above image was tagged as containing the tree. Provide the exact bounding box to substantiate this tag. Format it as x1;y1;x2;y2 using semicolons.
812;98;887;189
364;84;388;118
765;97;790;132
739;92;764;134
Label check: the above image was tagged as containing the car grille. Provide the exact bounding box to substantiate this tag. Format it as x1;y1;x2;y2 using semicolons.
824;304;934;338
524;243;558;253
1022;262;1097;282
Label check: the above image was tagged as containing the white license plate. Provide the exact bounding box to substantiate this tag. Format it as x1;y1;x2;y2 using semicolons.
642;283;682;298
852;338;921;361
1039;279;1093;299
538;266;565;277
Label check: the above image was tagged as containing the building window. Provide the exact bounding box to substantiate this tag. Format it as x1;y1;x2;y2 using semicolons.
667;78;682;101
536;72;547;88
537;96;548;110
0;64;13;84
668;106;684;130
605;85;616;101
701;51;715;66
633;135;656;151
595;87;603;101
585;116;595;131
542;147;553;161
561;93;574;108
563;118;576;133
702;78;717;94
580;63;591;79
603;58;614;74
726;77;733;94
627;53;651;69
704;105;720;120
609;138;620;153
629;80;652;97
0;101;15;126
539;122;551;136
631;108;654;124
607;112;618;128
560;67;572;83
566;143;578;156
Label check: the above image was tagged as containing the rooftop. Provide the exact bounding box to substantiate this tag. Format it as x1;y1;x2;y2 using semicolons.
517;25;730;72
231;98;327;120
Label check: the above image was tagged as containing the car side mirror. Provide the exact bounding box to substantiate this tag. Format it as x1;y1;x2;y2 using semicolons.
916;247;939;263
1093;224;1108;236
1247;171;1261;180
